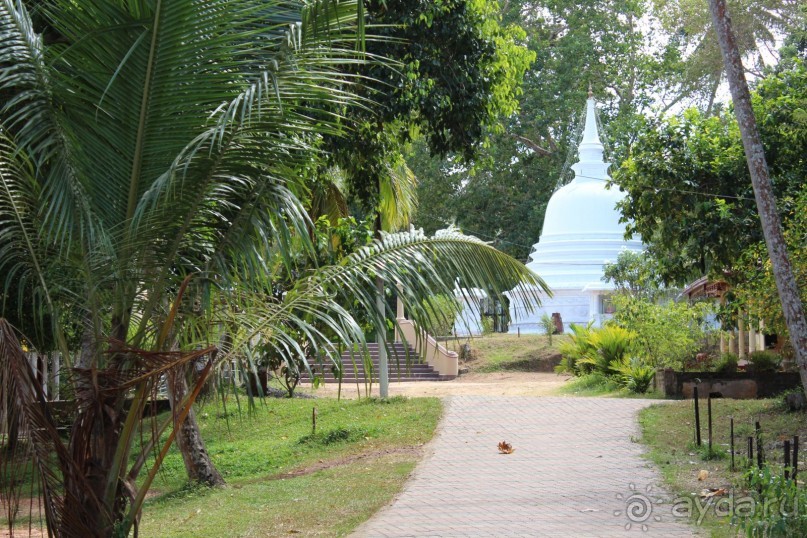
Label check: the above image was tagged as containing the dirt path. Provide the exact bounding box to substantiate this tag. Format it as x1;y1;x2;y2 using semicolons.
298;371;573;399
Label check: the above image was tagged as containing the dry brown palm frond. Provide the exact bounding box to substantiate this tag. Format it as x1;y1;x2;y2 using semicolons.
0;318;98;536
1;317;220;537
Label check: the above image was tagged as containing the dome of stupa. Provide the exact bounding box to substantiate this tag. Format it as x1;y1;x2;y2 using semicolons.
524;95;642;291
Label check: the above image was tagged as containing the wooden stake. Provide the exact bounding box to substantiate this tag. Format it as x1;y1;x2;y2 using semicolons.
694;386;702;446
756;421;763;469
793;436;799;482
785;440;791;480
312;406;318;434
707;392;713;454
748;436;754;469
730;417;735;472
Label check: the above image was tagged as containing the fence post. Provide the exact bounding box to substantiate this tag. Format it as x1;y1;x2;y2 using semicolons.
730;417;735;472
693;386;702;446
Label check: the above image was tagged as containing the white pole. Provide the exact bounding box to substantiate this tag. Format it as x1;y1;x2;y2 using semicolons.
376;276;389;398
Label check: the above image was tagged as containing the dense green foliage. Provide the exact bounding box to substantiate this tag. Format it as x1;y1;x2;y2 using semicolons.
0;1;548;535
602;250;670;302
610;295;716;370
748;350;783;372
328;0;533;213
556;322;653;393
743;465;807;537
733;185;807;339
614;60;807;286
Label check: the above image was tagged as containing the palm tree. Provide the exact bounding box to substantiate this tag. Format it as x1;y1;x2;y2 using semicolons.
0;1;546;535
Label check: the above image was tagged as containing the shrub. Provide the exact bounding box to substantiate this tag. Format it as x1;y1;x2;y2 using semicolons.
749;350;782;372
579;325;636;376
481;315;494;334
712;352;738;373
540;313;555;345
557;322;596;375
610;294;715;369
615;356;655;393
742;465;807;536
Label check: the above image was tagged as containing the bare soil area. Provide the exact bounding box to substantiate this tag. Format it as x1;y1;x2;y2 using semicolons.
299;371;573;399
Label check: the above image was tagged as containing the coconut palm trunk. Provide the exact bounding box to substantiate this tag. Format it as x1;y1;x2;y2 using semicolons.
168;371;224;487
709;0;807;391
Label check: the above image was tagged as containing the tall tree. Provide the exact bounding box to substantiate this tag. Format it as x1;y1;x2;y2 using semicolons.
654;0;803;113
410;0;677;259
708;0;807;389
614;58;807;286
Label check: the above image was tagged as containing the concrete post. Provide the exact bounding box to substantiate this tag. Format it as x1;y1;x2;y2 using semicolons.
758;320;766;349
588;294;599;327
376;276;389;398
738;315;746;360
748;320;757;354
395;284;405;342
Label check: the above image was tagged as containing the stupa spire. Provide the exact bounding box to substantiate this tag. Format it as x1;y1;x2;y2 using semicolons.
571;92;609;183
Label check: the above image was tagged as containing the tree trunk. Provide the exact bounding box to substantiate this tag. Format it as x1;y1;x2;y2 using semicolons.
168;370;225;487
708;0;807;391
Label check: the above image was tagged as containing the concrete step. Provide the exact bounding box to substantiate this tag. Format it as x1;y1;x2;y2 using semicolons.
300;342;449;383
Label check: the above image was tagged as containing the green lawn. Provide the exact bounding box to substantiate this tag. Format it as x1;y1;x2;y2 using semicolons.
557;372;663;398
445;332;566;373
1;396;442;537
639;397;807;537
136;395;441;537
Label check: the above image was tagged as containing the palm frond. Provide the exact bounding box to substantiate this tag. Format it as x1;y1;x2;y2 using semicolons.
0;318;97;536
230;229;548;388
0;0;98;247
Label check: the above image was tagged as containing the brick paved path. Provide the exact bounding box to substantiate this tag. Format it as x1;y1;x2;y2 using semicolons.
352;396;696;537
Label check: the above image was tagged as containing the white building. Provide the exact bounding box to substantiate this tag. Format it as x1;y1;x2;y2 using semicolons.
453;287;486;337
507;94;643;333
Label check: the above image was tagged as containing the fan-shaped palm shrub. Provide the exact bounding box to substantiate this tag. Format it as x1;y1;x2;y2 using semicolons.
556;322;596;374
579;325;637;376
614;356;655;393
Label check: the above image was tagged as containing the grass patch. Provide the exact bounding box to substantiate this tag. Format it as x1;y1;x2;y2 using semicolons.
639;397;807;537
139;395;441;535
558;372;663;398
2;396;441;535
140;453;417;537
445;333;566;373
145;396;440;492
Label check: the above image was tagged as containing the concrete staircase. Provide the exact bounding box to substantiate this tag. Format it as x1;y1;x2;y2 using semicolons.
301;342;454;383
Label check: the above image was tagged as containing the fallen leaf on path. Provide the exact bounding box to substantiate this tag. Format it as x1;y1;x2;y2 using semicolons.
700;488;728;498
498;441;515;454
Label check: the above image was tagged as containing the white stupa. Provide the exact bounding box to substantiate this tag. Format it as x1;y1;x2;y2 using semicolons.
507;92;643;333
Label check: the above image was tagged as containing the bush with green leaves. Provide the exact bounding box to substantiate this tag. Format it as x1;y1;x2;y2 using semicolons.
540;312;556;344
558;322;659;393
713;352;739;373
749;350;782;372
610;294;716;369
614;356;655;393
742;465;807;537
578;325;636;376
556;322;596;374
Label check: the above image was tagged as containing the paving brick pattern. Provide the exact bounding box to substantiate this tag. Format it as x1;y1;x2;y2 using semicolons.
352;396;696;537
